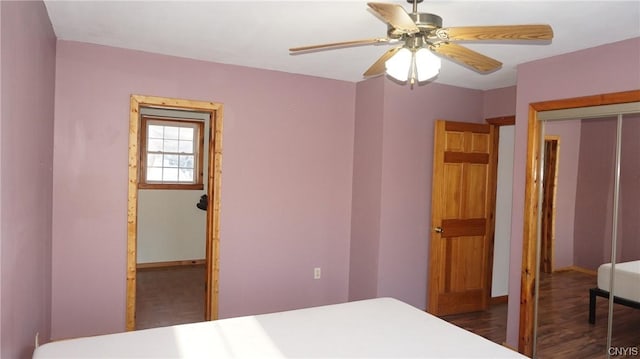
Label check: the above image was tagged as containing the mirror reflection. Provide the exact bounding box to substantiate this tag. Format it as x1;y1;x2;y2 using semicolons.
535;110;640;358
608;113;640;355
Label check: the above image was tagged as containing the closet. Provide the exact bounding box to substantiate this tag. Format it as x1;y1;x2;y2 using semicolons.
531;102;640;357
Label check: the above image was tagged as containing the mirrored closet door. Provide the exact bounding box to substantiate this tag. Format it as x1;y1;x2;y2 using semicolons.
609;113;640;356
533;103;640;358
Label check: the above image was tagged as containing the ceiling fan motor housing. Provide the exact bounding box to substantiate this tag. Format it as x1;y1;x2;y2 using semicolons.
411;13;443;30
388;12;443;45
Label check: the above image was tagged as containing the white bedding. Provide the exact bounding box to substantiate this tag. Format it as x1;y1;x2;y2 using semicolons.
597;260;640;302
33;297;525;358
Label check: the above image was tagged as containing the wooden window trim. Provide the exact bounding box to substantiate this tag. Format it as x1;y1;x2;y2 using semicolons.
137;183;204;190
139;116;205;190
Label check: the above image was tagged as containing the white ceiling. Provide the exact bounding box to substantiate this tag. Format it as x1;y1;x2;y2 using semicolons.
44;1;640;90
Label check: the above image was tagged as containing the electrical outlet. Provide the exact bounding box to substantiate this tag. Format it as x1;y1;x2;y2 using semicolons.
314;267;321;279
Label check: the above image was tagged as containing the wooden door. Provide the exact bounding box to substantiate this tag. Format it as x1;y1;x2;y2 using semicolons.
427;120;497;316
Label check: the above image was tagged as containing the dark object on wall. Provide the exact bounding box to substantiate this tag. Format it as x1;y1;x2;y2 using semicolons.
196;194;208;211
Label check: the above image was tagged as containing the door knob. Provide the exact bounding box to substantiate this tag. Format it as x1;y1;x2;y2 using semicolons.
434;226;444;233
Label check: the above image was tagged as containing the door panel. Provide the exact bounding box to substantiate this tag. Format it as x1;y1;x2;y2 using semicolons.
446;132;465;151
466;165;488;216
428;120;496;316
443;164;463;217
449;236;485;290
471;133;489;153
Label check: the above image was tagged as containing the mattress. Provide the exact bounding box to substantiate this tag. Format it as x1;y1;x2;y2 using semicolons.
33;297;526;358
597;260;640;302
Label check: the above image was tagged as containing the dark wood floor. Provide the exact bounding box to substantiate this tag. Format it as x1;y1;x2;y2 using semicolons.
135;265;205;330
443;299;508;345
444;270;640;358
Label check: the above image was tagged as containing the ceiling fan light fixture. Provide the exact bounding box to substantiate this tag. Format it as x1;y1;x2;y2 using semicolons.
385;47;412;82
385;47;440;84
415;48;441;82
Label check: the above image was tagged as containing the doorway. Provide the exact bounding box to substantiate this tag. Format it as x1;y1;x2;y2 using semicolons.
488;116;516;303
435;116;514;346
427;120;496;316
428;115;514;317
126;95;223;331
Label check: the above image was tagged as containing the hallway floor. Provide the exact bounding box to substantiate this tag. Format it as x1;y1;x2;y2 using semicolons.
135;265;205;330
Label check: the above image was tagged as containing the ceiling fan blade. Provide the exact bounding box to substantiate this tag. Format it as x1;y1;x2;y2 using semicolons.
290;38;390;52
363;46;402;77
432;43;502;73
367;2;420;35
440;25;553;41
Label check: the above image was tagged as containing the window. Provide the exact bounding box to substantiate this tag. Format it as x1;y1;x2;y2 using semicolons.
139;116;204;189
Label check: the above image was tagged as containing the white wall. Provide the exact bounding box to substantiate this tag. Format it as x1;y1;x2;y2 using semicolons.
492;125;514;297
136;108;210;264
137;189;206;263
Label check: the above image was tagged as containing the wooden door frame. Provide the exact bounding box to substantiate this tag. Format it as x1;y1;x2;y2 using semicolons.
126;95;223;331
518;90;640;355
540;136;560;274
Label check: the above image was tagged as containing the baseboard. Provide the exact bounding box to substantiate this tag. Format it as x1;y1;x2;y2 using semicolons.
490;295;508;305
137;259;205;270
554;265;597;276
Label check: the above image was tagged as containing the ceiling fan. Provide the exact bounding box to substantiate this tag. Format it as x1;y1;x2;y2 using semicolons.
289;0;553;85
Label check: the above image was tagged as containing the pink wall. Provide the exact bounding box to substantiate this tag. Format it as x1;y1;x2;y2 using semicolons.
0;0;3;348
349;77;384;301
544;120;581;269
1;1;3;348
484;86;517;118
51;41;356;339
573;118;617;270
573;115;640;269
377;81;484;308
349;79;513;309
507;37;640;347
348;78;485;308
0;1;56;358
619;114;640;262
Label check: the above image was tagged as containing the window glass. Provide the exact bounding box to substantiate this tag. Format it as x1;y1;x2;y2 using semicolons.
140;117;203;189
